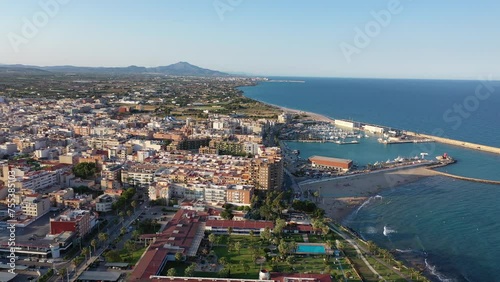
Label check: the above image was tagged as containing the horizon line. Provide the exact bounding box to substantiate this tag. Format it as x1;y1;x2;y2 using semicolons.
1;62;497;82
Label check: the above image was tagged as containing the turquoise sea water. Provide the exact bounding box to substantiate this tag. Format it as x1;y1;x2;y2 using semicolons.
241;78;500;281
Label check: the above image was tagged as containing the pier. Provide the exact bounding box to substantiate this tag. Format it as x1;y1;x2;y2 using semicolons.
406;131;500;155
430;170;500;185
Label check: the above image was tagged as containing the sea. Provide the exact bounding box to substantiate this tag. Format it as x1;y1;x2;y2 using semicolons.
240;78;500;282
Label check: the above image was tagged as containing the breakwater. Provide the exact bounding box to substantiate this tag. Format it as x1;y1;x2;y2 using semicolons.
431;170;500;185
406;131;500;155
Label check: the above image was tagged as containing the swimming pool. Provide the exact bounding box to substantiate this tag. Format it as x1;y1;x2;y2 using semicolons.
296;244;326;254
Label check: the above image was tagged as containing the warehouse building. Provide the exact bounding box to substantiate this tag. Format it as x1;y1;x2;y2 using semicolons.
308;156;353;171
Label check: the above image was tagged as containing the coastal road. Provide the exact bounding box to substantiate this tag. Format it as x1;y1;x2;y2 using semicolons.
328;223;411;282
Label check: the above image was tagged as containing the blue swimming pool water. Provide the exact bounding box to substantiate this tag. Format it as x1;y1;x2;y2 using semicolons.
296;244;326;254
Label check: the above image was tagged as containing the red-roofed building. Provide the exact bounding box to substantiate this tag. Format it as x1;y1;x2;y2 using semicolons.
205;219;274;235
130;209;206;281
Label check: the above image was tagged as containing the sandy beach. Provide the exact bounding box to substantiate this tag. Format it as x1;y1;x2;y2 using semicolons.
268;103;335;123
300;167;438;223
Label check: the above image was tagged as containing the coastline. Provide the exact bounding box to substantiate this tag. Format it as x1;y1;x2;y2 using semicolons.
300;166;439;223
252;95;500;155
240;83;499;281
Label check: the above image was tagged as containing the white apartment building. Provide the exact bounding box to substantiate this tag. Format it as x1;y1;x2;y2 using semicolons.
95;194;115;212
22;194;51;217
20;170;59;191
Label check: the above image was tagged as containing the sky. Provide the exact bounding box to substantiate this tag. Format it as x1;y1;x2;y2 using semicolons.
0;0;499;79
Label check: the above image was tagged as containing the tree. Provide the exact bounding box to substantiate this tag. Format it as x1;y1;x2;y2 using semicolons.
105;250;122;262
249;230;254;237
220;209;234;220
184;264;196;277
227;226;233;236
127;210;132;217
121;227;127;235
278;239;289;258
125;241;137;253
234;241;242;254
242;262;250;274
321;224;330;238
90;239;97;253
208;233;216;248
219;257;227;266
337;240;345;250
82;247;90;261
131;200;137;212
167;268;177;276
289;241;298;253
313;190;320;203
260;227;272;242
218;267;230;278
132;230;140;240
58;268;67;279
98;233;108;244
274;218;286;236
367;241;377;253
72;162;97;179
175;252;184;262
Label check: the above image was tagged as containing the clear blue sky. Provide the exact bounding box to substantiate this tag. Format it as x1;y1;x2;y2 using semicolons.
1;0;499;79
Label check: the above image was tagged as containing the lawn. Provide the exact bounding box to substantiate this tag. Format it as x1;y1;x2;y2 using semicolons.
197;235;360;280
119;247;147;264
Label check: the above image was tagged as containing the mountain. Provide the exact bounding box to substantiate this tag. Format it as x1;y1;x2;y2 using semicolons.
0;62;229;76
0;65;51;75
151;62;228;76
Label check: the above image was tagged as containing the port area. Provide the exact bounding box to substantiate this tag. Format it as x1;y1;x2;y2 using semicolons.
279;122;367;144
377;135;434;144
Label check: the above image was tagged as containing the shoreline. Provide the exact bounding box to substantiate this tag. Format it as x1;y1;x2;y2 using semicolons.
299;166;439;223
253;96;500;155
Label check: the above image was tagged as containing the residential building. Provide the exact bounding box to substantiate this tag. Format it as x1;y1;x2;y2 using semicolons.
50;209;92;237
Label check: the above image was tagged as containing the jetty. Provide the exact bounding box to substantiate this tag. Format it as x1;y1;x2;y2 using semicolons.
406;131;500;155
430;170;500;185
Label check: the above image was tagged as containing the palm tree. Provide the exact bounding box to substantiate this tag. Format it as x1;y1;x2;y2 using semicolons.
132;230;140;240
208;233;216;248
167;268;177;276
58;268;67;279
321;224;330;239
90;239;97;254
82;247;90;261
234;241;242;254
131;200;137;213
366;240;377;253
98;232;109;245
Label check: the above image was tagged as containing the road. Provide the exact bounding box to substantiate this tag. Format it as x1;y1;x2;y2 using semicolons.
57;202;146;282
328;223;411;282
